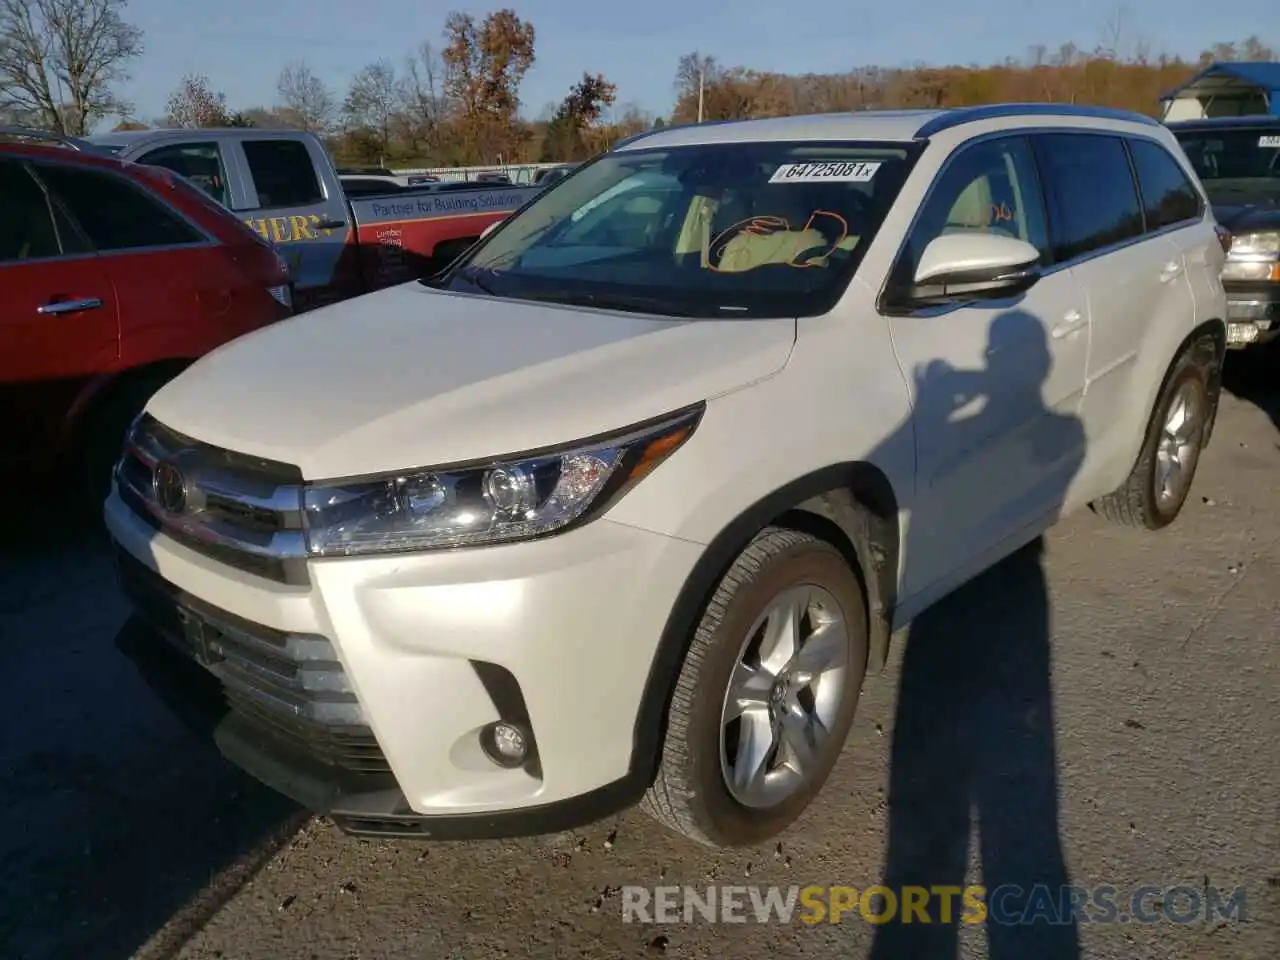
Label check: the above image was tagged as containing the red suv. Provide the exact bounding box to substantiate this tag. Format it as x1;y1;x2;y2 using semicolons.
1;130;292;507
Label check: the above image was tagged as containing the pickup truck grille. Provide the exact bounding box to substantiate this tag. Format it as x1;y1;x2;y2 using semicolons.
116;547;390;776
116;414;309;585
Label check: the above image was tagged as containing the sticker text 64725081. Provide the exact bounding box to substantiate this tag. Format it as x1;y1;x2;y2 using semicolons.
1259;135;1280;149
769;161;882;184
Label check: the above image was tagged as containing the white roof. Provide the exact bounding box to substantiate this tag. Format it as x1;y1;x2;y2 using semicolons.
624;111;946;150
617;104;1165;151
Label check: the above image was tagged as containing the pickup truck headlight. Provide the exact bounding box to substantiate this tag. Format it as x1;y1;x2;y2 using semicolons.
1227;231;1280;258
302;405;703;557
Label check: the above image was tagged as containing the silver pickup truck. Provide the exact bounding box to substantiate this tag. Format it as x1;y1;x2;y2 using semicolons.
86;128;538;311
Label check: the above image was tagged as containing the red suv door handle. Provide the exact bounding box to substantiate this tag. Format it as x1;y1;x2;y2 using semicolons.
37;297;103;315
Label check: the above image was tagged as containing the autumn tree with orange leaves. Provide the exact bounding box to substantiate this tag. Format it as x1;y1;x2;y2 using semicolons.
669;35;1277;124
441;8;535;163
541;72;617;161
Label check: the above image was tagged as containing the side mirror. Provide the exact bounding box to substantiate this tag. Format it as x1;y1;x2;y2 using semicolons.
480;220;502;241
902;233;1042;309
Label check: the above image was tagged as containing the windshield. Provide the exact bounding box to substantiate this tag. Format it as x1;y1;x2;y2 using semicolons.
434;140;920;318
1173;127;1280;202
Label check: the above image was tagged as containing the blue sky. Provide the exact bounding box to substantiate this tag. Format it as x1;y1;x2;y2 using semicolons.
118;0;1269;124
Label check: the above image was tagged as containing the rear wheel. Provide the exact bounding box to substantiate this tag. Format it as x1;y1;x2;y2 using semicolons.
641;527;869;847
1092;338;1216;529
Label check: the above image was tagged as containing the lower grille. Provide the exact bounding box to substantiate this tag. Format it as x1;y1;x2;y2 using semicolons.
225;690;390;774
116;547;391;776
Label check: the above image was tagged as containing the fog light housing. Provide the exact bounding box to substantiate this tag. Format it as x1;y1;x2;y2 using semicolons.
1227;322;1261;345
481;721;530;768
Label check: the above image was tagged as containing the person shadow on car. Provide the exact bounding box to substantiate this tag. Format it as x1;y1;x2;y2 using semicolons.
868;308;1085;960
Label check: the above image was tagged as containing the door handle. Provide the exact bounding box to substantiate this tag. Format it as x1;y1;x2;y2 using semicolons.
313;218;346;230
1051;309;1085;340
1160;260;1184;283
37;297;103;315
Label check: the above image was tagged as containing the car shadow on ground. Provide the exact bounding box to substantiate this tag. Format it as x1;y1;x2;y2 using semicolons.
0;497;304;960
1221;337;1280;438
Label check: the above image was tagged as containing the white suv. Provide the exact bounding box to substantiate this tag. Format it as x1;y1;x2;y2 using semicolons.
107;104;1227;848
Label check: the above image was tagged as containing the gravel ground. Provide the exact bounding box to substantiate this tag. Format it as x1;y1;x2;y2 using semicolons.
1;354;1277;960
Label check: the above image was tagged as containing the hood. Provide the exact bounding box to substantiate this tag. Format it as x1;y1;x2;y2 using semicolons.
1211;197;1280;233
148;283;796;478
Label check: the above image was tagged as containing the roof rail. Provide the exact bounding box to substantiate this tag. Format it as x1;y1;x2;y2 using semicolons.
915;103;1162;138
0;125;92;151
611;118;738;151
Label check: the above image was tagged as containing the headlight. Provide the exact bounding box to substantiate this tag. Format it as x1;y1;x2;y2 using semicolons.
1227;231;1280;258
302;405;703;557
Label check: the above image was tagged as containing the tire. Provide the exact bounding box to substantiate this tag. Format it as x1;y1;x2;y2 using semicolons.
641;527;869;848
77;370;178;517
1092;336;1217;530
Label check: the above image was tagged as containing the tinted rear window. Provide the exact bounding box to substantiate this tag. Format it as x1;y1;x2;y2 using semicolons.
0;160;60;262
243;139;323;208
35;163;205;251
1127;138;1202;230
1034;133;1144;261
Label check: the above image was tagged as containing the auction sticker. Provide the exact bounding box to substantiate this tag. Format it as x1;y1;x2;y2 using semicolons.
769;161;881;183
1260;135;1280;148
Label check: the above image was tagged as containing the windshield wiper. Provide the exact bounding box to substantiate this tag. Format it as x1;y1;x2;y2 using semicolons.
454;266;501;296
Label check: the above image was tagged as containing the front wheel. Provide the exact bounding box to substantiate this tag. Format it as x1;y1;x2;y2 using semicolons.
641;527;869;847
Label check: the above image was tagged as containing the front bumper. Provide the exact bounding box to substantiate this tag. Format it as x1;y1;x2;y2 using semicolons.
105;488;703;838
1224;281;1280;347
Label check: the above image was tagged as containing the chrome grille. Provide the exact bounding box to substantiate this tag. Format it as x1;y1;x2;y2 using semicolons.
116;413;310;585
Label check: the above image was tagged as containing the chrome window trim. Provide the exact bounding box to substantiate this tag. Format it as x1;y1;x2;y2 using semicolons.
0;240;219;271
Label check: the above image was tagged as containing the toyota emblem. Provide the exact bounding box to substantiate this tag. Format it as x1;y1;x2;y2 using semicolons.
153;461;188;514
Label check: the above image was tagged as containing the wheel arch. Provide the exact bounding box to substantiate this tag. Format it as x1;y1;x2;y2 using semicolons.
1193;318;1226;448
627;461;901;788
60;358;196;459
1129;318;1226;463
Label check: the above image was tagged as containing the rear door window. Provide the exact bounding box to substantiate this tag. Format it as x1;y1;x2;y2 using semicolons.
242;139;323;208
1126;138;1203;230
0;160;62;262
136;142;230;206
35;163;206;251
1033;133;1145;262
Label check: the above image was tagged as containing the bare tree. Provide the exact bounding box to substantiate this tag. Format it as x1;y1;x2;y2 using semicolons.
1240;36;1275;61
277;60;333;132
1097;3;1131;60
344;59;398;163
0;0;143;134
398;42;447;148
164;73;230;128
